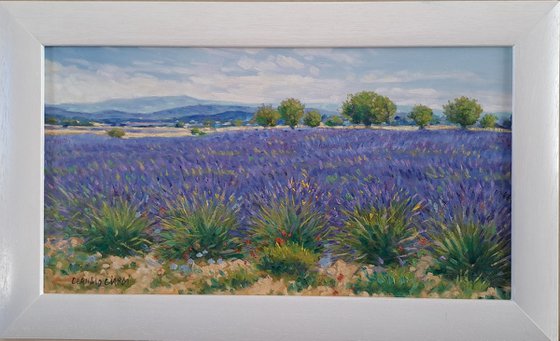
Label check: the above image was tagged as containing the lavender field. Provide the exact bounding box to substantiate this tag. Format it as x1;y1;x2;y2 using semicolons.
44;128;512;297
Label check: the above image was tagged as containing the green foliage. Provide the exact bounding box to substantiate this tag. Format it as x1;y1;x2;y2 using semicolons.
45;116;58;125
341;91;396;126
287;272;336;292
302;110;322;128
159;196;244;261
61;119;94;127
372;95;397;124
351;267;425;297
333;195;421;266
45;249;102;275
408;105;433;129
454;277;490;298
429;219;510;287
443;96;483;128
278;98;305;129
480;114;497;128
190;127;206;136
325;115;344;127
76;200;152;257
254;104;281;127
233;119;244;127
203;119;214;128
248;196;330;253
175;121;185;128
197;267;259;294
107;128;125;138
258;243;319;278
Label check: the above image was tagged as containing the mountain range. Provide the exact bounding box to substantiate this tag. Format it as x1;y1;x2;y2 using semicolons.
45;95;340;124
45;95;511;124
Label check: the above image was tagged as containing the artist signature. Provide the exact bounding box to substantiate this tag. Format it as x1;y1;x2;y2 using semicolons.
71;276;131;287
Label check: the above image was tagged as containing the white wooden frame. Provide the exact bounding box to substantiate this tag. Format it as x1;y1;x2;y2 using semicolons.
0;1;558;340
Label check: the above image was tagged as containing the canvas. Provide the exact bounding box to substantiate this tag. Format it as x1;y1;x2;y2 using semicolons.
43;47;512;298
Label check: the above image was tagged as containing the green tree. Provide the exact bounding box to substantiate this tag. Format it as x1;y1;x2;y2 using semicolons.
175;121;185;128
480;114;497;128
408;105;433;129
325;115;344;127
443;96;483;129
371;95;397;124
254;105;280;127
341;91;396;126
278;98;305;129
233;119;243;127
303;110;322;127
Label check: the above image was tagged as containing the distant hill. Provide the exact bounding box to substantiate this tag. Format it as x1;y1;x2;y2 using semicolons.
51;95;254;114
45;95;510;125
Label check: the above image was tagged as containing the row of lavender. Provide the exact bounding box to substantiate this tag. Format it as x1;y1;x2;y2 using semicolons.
46;129;510;233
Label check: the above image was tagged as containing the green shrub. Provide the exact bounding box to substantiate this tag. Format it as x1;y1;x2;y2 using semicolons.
480;114;497;128
248;196;330;253
325;115;343;127
455;277;490;298
303;110;322;127
351;267;425;297
197;267;259;294
254;104;280;127
288;272;336;292
159;196;243;261
333;196;421;266
107;128;125;138
76;200;152;257
429;219;510;287
45;116;58;125
190;127;206;136
258;243;319;278
175;121;185;128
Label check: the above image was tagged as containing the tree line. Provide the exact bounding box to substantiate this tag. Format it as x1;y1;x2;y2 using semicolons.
253;91;509;130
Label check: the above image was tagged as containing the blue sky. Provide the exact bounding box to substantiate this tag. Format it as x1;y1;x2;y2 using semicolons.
45;47;512;113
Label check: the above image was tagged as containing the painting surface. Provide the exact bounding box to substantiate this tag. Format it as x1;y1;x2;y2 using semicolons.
44;48;512;298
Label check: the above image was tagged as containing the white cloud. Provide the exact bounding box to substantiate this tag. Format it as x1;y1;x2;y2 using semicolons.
361;70;482;84
294;49;359;64
275;55;305;70
309;66;320;76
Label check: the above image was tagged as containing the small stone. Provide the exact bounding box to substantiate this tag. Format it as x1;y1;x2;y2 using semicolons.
102;264;110;269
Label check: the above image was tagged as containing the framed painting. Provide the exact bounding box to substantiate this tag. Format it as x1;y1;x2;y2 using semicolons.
0;1;558;341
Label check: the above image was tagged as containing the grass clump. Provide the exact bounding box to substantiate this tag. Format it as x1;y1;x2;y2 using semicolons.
351;267;424;297
190;127;206;136
159;196;243;261
333;195;421;266
107;128;125;138
197;267;259;294
258;243;324;292
429;219;510;288
249;196;330;253
258;243;319;278
75;200;152;257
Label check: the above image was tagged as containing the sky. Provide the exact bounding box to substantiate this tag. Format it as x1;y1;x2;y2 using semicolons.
45;47;512;113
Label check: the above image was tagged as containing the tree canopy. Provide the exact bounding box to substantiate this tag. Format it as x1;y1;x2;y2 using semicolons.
278;98;305;129
303;110;322;127
408;105;433;129
341;91;396;126
254;105;280;127
443;96;483;128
